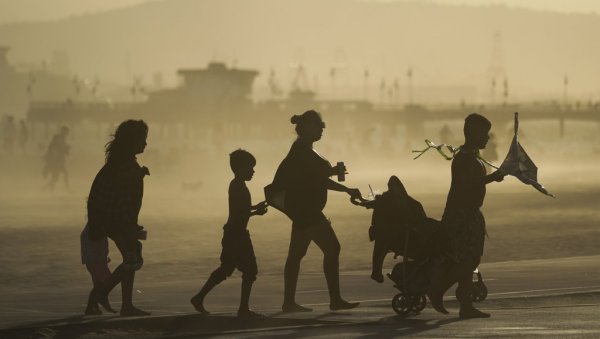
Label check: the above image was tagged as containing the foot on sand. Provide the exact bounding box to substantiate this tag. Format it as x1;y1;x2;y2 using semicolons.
91;288;117;314
237;309;266;319
427;291;449;314
84;304;102;315
120;306;151;317
282;302;312;313
371;272;384;283
190;296;210;315
459;307;491;319
330;299;360;311
98;295;117;314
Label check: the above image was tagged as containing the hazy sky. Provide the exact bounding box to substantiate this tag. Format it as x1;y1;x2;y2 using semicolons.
0;0;598;24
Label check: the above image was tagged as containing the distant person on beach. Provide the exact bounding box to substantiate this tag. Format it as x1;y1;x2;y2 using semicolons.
190;149;268;318
271;110;365;313
439;124;453;145
88;120;151;316
2;115;16;154
18;119;29;153
43;125;70;191
427;113;505;319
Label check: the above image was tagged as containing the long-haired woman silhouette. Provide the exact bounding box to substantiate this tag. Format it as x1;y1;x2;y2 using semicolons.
87;120;151;316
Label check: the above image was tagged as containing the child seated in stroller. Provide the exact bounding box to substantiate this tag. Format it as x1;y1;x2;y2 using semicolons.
359;176;446;283
356;176;488;315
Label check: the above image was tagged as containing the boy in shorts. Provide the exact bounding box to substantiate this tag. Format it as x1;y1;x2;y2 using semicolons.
191;149;268;318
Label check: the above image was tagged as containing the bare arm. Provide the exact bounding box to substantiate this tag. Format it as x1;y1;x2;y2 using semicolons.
327;179;365;202
484;170;505;184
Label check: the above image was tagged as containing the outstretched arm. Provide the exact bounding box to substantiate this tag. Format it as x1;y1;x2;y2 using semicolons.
327;179;365;202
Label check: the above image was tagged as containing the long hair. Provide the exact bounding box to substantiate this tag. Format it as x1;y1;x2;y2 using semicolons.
105;120;148;164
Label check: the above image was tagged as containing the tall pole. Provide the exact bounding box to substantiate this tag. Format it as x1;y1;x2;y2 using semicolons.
491;77;496;105
407;67;413;105
363;68;369;101
330;67;336;100
393;77;400;107
563;74;569;107
380;78;386;106
503;78;508;106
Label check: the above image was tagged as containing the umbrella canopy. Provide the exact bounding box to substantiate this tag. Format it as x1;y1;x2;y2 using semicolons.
499;112;555;198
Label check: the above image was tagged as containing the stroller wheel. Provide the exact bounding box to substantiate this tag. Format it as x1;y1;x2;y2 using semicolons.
391;293;412;316
473;281;488;301
410;295;427;313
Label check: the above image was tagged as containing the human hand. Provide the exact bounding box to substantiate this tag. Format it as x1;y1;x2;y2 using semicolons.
492;170;506;182
347;188;367;204
253;201;268;210
330;162;348;177
255;206;268;215
253;201;268;215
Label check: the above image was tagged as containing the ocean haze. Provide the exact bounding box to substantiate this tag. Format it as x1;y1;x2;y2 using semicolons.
0;0;599;102
2;0;600;24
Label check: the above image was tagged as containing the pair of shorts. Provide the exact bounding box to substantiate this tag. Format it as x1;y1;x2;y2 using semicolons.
109;233;144;271
442;209;486;264
80;225;109;265
291;211;328;229
219;230;257;277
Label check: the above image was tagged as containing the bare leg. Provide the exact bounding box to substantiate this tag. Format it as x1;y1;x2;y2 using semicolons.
310;222;359;311
371;240;387;283
282;227;312;312
191;267;229;314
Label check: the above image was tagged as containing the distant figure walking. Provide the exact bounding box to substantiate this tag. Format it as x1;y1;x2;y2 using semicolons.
2;115;16;154
190;149;268;318
427;113;505;319
18;120;29;153
272;110;365;313
439;124;453;145
88;120;151;316
43;125;70;191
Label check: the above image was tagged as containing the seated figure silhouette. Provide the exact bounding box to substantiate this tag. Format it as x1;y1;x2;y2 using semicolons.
362;176;444;284
190;149;268;318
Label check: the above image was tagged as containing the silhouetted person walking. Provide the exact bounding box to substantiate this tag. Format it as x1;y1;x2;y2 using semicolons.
18;120;29;153
2;115;16;154
191;149;268;318
88;120;151;316
427;113;505;319
273;110;364;313
43;125;70;191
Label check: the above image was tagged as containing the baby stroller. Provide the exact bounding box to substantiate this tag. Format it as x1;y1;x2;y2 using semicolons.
359;176;488;316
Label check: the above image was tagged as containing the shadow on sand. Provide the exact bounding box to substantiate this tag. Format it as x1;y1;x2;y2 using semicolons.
0;312;466;339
